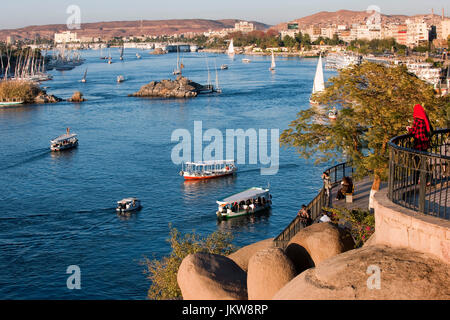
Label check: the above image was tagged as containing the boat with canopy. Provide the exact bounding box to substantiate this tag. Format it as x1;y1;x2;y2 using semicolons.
50;128;78;151
180;160;237;180
116;197;142;214
216;187;272;219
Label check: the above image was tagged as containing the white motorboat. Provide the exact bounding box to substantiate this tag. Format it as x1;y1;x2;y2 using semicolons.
220;64;228;70
328;107;338;120
216;187;271;219
180;160;237;180
242;58;251;63
116;198;142;214
117;75;125;83
0;98;24;106
50;128;78;151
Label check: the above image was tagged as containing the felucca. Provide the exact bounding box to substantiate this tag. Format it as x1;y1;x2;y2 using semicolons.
309;54;325;105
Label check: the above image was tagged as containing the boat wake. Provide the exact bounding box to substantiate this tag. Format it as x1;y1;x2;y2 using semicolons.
0;148;50;171
237;163;299;174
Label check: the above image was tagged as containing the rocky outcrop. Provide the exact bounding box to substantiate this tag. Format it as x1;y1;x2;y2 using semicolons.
177;252;247;300
34;92;62;104
228;238;274;272
130;76;205;98
247;248;296;300
150;48;167;55
67;91;86;103
285;223;355;273
273;245;450;300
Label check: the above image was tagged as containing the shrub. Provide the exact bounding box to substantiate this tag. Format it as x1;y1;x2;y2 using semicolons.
325;207;375;248
143;226;236;300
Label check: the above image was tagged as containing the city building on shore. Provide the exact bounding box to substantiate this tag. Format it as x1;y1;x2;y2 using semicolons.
54;31;79;43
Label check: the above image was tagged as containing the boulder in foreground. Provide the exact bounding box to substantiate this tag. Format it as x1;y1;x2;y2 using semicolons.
177;252;247;300
247;248;296;300
228;238;274;272
274;245;450;300
285;222;354;273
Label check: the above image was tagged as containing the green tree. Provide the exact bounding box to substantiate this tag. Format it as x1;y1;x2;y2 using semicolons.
282;35;296;48
143;226;235;300
280;62;444;199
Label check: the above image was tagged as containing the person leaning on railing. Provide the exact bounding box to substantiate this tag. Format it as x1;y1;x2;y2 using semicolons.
406;104;434;185
297;204;312;227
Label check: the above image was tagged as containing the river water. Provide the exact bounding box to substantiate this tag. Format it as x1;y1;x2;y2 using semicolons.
0;49;335;299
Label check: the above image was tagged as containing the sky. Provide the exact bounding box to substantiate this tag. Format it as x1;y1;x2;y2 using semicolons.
1;0;450;29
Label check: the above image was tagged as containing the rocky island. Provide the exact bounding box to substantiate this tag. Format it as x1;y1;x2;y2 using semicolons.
130;76;209;98
0;80;61;105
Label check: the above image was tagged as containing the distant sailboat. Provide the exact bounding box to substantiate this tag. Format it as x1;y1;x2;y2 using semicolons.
107;49;113;64
309;54;325;105
214;60;222;93
269;50;276;71
81;68;87;83
119;46;124;61
227;39;235;55
173;46;182;75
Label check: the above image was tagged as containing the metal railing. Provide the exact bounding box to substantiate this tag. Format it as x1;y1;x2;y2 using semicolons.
273;162;353;248
388;129;450;220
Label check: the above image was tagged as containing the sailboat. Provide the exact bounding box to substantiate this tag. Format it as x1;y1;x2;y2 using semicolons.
119;46;124;61
214;60;222;93
309;54;325;105
107;49;113;64
81;68;87;83
227;39;235;56
269;50;276;71
173;46;182;75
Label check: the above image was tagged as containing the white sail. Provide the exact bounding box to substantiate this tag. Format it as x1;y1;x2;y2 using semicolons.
270;50;276;69
227;39;235;55
312;54;325;94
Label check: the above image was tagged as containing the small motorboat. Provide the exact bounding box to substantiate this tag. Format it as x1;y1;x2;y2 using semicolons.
242;58;251;63
50;128;78;151
136;53;141;59
216;187;272;219
0;98;24;106
220;64;228;70
180;160;237;180
116;198;142;214
328;107;338;120
117;75;125;83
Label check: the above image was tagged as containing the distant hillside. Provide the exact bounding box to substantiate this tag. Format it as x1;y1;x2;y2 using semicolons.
0;19;270;41
272;9;446;31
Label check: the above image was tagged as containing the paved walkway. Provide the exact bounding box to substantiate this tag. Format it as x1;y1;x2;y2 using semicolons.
330;176;378;211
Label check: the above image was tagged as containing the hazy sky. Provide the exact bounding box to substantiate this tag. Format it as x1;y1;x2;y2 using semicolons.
2;0;450;29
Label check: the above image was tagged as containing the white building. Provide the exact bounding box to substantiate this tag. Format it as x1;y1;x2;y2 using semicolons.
438;19;450;40
406;19;429;47
54;31;79;43
234;21;255;33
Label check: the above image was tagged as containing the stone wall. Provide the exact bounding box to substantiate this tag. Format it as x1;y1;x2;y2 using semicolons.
373;189;450;264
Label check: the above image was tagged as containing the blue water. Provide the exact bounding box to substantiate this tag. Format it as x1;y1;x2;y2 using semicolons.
0;49;335;299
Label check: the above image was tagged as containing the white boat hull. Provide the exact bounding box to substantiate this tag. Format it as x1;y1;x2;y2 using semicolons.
217;203;271;219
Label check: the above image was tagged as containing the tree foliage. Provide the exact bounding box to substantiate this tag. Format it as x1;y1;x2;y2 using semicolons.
143;226;236;300
280;62;446;190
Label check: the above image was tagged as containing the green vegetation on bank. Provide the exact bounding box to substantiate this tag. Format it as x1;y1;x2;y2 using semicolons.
280;62;448;193
143;226;235;300
0;80;40;102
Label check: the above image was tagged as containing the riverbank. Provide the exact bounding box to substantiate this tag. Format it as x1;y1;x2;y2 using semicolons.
0;80;61;105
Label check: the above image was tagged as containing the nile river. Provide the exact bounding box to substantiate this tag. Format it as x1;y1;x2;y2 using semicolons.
0;49;335;299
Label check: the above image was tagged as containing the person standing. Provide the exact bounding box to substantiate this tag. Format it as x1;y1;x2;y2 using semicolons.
406;104;433;184
322;171;332;206
406;104;433;152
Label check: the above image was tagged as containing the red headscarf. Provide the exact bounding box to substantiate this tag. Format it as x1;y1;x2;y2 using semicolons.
413;104;431;133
